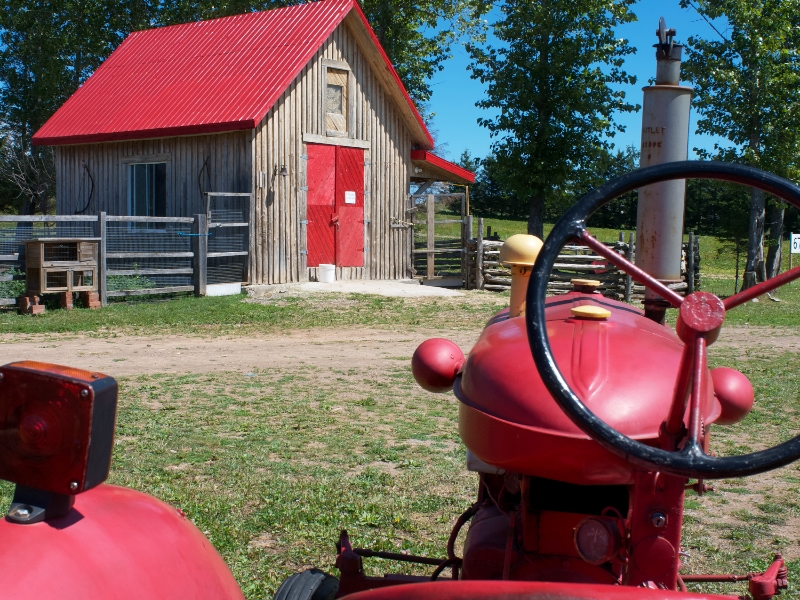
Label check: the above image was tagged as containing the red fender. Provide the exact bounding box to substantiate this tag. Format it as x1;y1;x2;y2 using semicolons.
0;483;243;599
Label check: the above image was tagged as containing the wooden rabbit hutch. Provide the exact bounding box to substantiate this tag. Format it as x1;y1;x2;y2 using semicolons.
20;238;101;314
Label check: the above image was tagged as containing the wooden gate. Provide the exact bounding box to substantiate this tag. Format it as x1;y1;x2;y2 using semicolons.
412;193;467;286
205;192;251;284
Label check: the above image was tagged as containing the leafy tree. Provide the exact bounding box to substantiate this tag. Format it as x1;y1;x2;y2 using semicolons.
467;0;638;238
461;145;640;230
360;0;488;107
459;150;525;220
156;0;288;27
684;178;752;291
684;179;750;238
576;146;639;230
0;0;139;214
680;0;800;286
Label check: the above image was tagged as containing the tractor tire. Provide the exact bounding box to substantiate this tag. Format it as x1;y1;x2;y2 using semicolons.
273;569;339;600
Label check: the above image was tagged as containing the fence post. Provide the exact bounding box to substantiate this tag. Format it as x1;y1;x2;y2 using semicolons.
625;232;634;303
96;212;108;306
426;194;435;280
465;215;474;290
695;235;700;290
460;194;466;289
476;217;484;290
193;213;208;297
687;231;695;294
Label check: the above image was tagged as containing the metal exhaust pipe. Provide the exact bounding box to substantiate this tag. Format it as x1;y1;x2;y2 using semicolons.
635;18;693;323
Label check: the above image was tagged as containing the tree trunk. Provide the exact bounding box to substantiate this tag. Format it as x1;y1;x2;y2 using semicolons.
742;186;765;290
766;202;785;278
15;195;35;243
527;195;544;239
17;196;34;216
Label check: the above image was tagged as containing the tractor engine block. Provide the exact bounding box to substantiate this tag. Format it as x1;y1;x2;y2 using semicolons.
461;473;632;584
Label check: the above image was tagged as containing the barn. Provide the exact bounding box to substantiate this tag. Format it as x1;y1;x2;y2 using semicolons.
32;0;474;286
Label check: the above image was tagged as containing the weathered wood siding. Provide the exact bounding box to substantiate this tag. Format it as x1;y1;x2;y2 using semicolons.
55;131;251;217
55;18;415;285
252;19;413;284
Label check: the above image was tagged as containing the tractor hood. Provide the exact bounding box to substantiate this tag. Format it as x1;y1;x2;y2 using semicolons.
454;291;720;484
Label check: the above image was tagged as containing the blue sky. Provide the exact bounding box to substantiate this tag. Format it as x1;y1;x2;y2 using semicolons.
426;1;728;163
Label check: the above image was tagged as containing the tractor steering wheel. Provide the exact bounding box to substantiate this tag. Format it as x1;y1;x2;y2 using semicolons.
526;161;800;480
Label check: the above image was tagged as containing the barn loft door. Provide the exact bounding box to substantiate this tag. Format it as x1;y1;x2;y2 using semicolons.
306;143;364;268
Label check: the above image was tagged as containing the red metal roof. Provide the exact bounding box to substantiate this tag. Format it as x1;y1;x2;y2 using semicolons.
32;0;433;149
410;151;475;184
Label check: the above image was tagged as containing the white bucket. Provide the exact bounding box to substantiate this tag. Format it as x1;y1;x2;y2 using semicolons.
318;264;336;283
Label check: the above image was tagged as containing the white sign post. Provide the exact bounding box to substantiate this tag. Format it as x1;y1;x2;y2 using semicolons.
791;233;800;270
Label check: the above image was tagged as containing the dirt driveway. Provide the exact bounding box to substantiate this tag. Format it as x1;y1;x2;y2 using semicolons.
0;325;796;377
0;328;482;376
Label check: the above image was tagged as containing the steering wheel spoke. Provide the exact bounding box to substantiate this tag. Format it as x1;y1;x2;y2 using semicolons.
664;342;695;442
724;264;800;310
685;336;708;450
579;230;683;308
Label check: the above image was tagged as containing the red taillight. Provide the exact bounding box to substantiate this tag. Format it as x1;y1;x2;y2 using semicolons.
0;361;118;496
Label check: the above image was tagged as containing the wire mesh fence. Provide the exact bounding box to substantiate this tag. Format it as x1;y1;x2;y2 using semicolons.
106;222;193;253
208;257;246;285
207;193;249;285
0;221;96;256
105;218;195;296
209;228;246;254
0;210;250;307
0;217;99;304
207;194;248;224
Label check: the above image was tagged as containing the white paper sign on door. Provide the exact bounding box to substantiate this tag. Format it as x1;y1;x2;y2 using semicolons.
345;191;356;204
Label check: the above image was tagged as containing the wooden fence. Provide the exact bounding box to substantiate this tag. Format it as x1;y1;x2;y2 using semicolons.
464;217;701;301
0;211;250;309
411;193;468;286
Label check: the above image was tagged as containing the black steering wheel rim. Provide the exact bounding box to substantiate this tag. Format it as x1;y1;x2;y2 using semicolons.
526;160;800;479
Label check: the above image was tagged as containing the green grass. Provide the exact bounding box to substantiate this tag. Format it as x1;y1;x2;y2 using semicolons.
680;349;800;596
0;292;507;336
2;346;798;598
0;365;474;598
662;278;800;327
1;213;799;597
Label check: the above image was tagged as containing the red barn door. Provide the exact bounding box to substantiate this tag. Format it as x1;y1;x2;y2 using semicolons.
335;147;365;267
306;144;336;267
305;144;364;269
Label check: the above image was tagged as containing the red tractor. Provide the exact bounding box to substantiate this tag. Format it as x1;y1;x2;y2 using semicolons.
1;162;799;600
277;162;800;600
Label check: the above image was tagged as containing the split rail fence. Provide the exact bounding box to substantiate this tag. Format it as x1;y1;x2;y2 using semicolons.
0;204;250;309
464;217;701;302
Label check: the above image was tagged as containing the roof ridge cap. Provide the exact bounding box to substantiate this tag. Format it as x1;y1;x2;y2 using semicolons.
128;0;354;36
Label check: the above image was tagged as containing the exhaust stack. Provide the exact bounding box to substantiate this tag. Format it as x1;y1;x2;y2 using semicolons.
636;18;692;323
